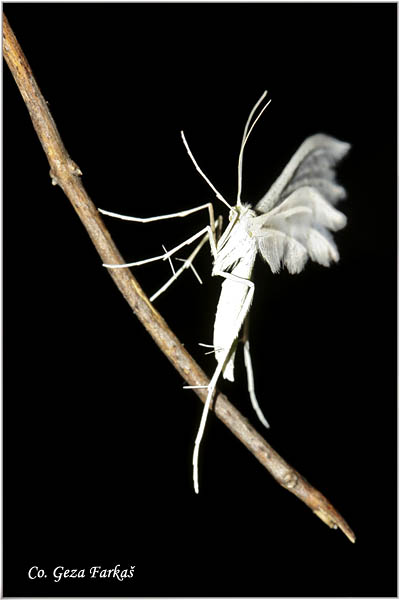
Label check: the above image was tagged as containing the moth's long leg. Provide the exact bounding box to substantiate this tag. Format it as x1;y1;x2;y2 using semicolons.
162;244;176;277
191;271;255;494
176;257;203;284
102;222;218;269
150;223;215;302
99;202;216;240
100;201;218;268
191;359;226;494
242;315;270;428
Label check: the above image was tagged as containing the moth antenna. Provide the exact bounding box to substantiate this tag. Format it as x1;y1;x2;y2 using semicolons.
240;91;268;155
181;131;233;211
237;91;271;204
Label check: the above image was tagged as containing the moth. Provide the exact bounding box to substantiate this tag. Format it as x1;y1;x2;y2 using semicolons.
100;91;350;493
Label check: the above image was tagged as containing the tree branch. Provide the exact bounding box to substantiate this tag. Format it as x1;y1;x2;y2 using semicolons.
3;12;355;543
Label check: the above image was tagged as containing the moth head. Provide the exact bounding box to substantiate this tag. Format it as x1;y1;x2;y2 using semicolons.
228;205;241;222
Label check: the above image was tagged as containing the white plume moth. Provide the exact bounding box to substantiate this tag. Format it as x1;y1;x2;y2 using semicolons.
100;91;350;494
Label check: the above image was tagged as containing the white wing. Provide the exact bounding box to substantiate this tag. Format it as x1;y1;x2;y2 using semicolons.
251;134;350;274
256;134;350;213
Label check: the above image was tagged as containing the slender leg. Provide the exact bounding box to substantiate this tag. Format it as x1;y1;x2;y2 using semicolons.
191;270;255;493
99;202;216;240
103;222;218;268
149;218;221;301
198;343;221;356
192;358;226;494
242;315;270;429
101;202;219;269
162;244;176;276
150;230;210;302
175;258;203;285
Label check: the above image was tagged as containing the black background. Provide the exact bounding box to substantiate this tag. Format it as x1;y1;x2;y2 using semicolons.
3;3;397;597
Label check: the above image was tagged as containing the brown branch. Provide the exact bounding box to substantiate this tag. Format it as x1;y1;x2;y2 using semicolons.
3;12;355;543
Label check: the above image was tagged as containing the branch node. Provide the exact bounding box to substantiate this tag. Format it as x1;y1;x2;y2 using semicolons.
283;470;298;489
68;158;82;176
50;170;59;186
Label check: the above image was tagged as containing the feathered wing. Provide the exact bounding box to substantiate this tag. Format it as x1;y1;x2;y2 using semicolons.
251;134;350;274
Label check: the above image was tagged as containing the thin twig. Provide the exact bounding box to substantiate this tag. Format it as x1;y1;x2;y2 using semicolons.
3;12;355;543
